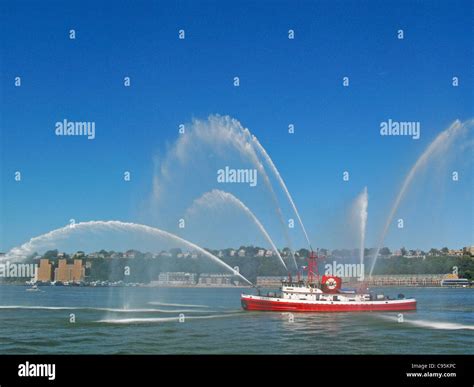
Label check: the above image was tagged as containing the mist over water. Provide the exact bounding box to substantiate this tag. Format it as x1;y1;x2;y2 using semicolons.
370;119;473;276
186;189;288;271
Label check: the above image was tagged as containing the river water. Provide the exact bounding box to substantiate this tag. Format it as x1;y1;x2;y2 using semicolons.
0;285;472;354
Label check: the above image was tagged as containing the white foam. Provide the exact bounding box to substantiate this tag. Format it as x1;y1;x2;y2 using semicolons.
404;319;474;330
378;314;474;330
0;305;207;313
97;312;242;324
148;302;210;308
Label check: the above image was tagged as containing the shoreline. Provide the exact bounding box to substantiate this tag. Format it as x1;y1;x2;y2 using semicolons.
0;282;471;289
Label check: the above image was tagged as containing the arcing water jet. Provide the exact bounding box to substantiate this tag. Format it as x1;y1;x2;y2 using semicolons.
370;119;473;276
252;135;312;251
186;189;288;271
153;115;298;269
4;220;253;285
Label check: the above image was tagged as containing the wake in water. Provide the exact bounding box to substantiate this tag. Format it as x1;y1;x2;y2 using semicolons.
377;314;474;330
0;305;209;313
148;302;210;308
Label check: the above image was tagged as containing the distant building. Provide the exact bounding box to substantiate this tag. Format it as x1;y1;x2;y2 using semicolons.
229;250;236;257
265;250;274;257
37;259;53;282
463;246;474;256
238;249;246;257
405;250;425;259
256;276;285;287
198;273;234;286
155;272;196;286
448;249;463;257
54;259;85;283
124;250;137;259
256;249;265;257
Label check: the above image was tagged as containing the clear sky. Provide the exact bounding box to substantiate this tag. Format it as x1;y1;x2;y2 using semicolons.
1;0;472;254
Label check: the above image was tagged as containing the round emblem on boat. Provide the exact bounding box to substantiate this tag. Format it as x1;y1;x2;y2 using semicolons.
326;277;337;290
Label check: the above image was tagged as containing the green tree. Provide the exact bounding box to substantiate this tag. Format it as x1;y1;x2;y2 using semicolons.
43;249;58;259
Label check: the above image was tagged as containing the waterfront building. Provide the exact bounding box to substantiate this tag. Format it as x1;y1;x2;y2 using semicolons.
155;272;196;286
198;273;234;286
54;259;85;283
37;259;53;282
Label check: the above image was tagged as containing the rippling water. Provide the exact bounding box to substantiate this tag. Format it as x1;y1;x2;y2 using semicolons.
0;285;472;354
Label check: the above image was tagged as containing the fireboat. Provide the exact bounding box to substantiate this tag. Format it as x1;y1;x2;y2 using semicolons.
241;251;416;312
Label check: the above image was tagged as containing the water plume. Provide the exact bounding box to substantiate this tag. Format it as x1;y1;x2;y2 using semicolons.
352;187;368;266
370;119;473;276
151;114;297;269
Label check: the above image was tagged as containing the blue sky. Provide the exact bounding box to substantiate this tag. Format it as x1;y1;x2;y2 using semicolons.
1;0;472;253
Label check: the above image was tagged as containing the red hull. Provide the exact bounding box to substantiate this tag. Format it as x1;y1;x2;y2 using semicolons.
241;295;416;312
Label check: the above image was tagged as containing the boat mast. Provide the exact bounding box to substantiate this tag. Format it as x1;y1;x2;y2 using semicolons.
307;250;319;285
